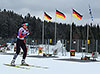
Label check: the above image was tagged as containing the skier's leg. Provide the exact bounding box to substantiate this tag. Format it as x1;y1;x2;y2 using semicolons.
13;39;21;59
11;39;21;65
21;40;28;65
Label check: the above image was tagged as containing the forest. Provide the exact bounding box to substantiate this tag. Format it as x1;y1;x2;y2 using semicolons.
0;9;100;52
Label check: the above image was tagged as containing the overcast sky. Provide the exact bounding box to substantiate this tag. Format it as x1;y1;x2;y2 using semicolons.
0;0;100;25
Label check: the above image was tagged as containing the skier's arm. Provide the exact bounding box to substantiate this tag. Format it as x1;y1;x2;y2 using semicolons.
25;28;30;36
25;28;30;33
19;30;27;38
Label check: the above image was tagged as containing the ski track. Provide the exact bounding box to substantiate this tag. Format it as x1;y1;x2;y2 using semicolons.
0;54;100;74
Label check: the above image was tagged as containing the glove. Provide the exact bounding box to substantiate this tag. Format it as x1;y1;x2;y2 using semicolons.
26;32;30;35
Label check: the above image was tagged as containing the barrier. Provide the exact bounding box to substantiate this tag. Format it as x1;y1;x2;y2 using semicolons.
38;47;43;54
70;49;75;56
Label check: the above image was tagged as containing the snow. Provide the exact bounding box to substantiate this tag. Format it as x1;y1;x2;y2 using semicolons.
0;52;100;74
0;41;100;74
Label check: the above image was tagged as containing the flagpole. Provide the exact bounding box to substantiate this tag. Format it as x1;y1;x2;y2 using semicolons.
86;4;93;54
42;12;44;45
70;9;73;51
86;24;89;54
55;9;57;44
89;4;97;53
86;4;90;54
54;9;65;44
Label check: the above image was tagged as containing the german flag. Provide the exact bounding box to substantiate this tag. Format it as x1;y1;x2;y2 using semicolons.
56;10;65;19
44;12;52;21
72;9;83;20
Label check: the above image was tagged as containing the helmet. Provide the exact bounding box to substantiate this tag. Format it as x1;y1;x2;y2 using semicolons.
22;22;28;26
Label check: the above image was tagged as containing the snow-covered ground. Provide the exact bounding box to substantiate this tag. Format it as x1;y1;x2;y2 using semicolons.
0;52;100;74
0;41;100;74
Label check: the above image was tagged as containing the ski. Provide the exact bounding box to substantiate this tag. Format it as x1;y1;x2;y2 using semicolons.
4;64;30;70
20;64;48;69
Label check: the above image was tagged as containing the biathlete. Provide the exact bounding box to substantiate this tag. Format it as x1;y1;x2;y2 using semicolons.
11;22;30;65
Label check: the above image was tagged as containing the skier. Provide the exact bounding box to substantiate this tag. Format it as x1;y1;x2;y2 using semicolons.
11;22;30;65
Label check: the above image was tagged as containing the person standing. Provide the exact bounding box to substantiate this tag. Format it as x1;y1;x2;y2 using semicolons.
11;22;30;65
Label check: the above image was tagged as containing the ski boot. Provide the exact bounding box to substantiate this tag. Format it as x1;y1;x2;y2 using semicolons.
21;60;29;66
11;59;15;66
